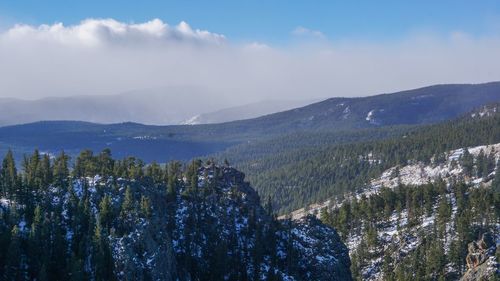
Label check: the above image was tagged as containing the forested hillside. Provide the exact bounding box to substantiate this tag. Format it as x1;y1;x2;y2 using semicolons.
224;104;500;214
318;141;500;280
0;150;351;280
323;180;498;280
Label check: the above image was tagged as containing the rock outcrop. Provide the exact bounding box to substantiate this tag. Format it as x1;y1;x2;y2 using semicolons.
93;165;352;280
461;233;498;281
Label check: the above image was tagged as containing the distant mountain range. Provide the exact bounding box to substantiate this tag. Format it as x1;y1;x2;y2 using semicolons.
0;87;250;126
0;82;499;162
181;99;318;125
0;88;314;126
224;81;500;133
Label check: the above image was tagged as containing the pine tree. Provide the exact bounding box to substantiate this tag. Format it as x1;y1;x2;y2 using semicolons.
426;238;445;277
25;149;41;189
146;161;163;184
98;148;114;178
74;150;96;178
92;220;115;281
365;223;378;248
140;195;152;218
4;225;22;280
476;149;486;178
350;251;362;281
167;162;180;200
461;149;474;177
436;197;451;238
185;160;201;195
493;160;500;193
265;196;274;217
120;187;134;219
99;195;113;230
319;207;331;225
28;205;44;278
39;154;52;189
53;151;70;189
1;149;17;199
47;212;68;280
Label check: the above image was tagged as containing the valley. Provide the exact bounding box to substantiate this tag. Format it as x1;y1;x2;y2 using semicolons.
0;83;498;280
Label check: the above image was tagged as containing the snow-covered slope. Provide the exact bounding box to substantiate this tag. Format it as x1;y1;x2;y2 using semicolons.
281;142;500;280
368;143;500;192
282;142;500;221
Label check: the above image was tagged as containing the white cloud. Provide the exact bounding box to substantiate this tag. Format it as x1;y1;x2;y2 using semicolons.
4;18;225;47
292;26;326;39
0;18;499;111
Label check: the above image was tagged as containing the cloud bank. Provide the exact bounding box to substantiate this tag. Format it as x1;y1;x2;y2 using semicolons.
1;18;500;107
4;18;225;47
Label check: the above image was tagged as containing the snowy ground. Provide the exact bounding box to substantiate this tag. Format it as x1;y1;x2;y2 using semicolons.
279;142;500;280
281;142;500;222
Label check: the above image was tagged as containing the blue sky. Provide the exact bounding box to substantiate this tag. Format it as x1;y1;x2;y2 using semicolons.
1;1;499;44
0;1;500;103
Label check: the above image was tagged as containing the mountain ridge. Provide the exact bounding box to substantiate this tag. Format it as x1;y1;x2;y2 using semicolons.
0;81;498;163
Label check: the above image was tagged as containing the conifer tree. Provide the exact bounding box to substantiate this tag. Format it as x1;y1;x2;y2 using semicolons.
120;186;134;219
140;195;152;218
461;148;474;177
99;195;113;230
493;160;500;193
1;150;17;199
476;149;486;178
39;154;52;189
4;225;22;280
98;148;114;178
146;161;163;184
74;150;96;177
53;151;70;188
93;220;115;281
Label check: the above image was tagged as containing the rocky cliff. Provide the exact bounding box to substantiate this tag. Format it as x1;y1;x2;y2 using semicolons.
0;163;352;280
460;233;498;281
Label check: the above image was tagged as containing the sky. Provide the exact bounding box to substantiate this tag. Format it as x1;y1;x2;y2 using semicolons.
1;1;500;104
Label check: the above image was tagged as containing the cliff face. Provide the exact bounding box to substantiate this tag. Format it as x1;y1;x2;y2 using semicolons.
287;216;352;280
460;233;498;281
165;165;352;280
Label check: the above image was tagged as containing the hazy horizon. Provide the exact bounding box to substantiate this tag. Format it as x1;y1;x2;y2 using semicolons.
1;1;500;110
1;1;500;125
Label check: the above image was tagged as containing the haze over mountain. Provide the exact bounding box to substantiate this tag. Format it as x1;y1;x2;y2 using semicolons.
0;82;498;162
0;87;236;126
0;89;317;126
181;99;318;125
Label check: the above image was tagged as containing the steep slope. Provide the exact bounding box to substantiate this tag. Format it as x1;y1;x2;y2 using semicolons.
0;156;351;280
286;142;500;280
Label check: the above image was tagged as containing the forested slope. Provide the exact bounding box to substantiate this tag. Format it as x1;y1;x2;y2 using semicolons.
0;150;351;280
221;104;500;214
